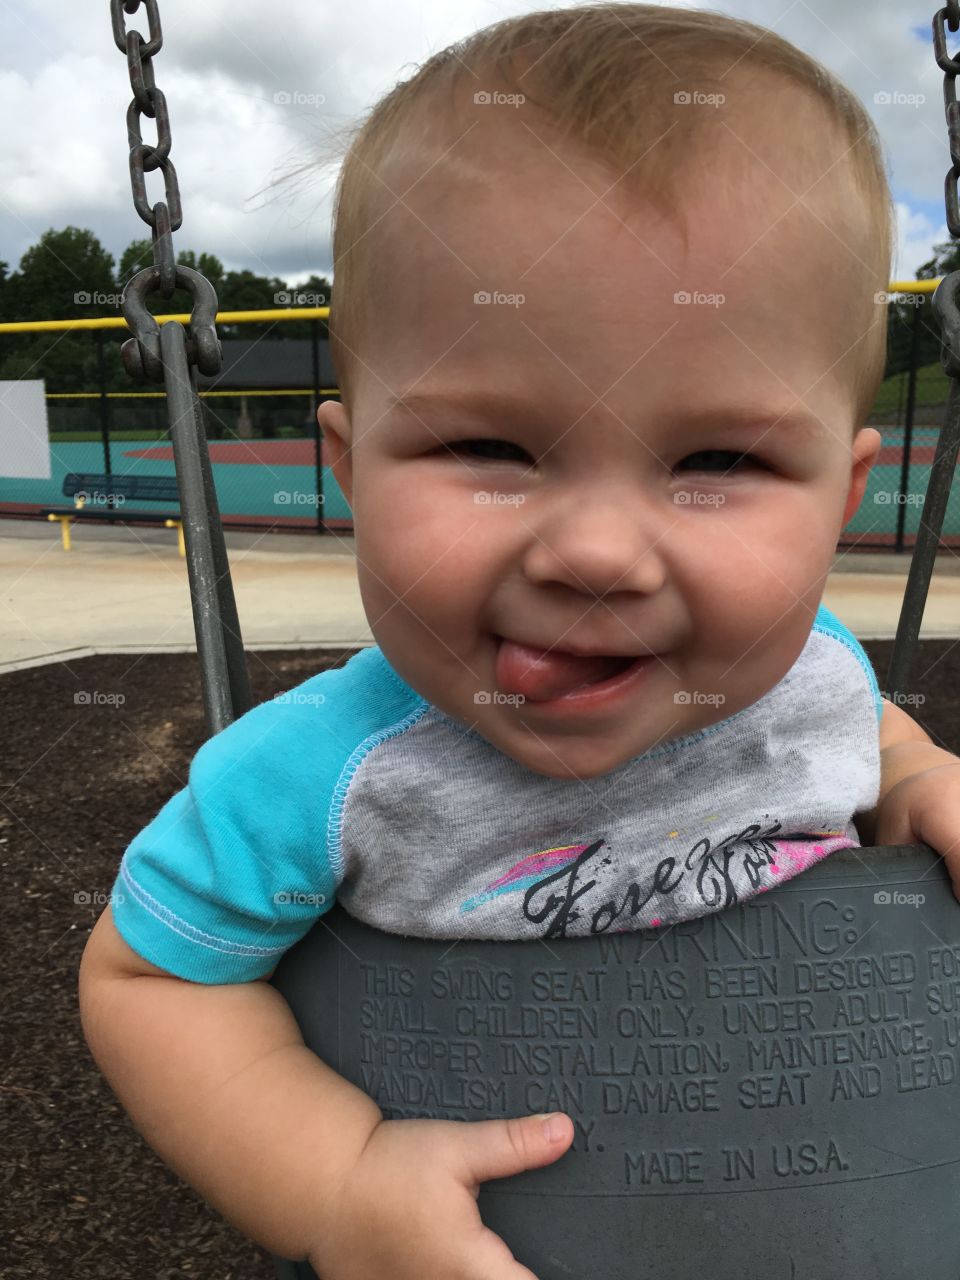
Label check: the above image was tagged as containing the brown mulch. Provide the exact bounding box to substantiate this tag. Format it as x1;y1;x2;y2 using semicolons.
2;639;959;1278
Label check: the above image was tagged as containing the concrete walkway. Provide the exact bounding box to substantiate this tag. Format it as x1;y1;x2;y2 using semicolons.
2;517;959;674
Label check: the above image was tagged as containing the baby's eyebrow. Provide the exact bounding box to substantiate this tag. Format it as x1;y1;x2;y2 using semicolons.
384;389;534;420
385;391;826;440
667;407;827;440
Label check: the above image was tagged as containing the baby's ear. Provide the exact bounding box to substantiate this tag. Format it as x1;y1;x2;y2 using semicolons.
840;426;882;526
852;425;883;465
316;398;349;440
317;400;354;509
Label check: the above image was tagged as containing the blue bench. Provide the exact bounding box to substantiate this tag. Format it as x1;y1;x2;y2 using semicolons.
40;472;184;554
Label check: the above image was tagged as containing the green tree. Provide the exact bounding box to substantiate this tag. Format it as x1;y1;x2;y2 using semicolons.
116;236;155;286
917;241;960;279
0;222;336;395
0;227;118;391
274;273;332;339
5;226;116;319
215;268;286;339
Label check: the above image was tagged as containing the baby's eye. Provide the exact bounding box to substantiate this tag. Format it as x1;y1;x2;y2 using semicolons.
445;438;532;462
676;449;759;474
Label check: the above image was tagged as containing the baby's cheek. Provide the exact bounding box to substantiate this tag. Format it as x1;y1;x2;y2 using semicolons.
354;537;472;642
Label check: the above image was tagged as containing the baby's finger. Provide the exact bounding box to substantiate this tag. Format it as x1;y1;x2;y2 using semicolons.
452;1111;574;1190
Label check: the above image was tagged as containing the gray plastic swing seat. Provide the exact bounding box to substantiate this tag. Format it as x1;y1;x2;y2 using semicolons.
268;842;960;1280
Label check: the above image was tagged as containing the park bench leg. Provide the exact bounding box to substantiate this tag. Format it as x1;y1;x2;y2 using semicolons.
47;513;72;551
164;519;186;557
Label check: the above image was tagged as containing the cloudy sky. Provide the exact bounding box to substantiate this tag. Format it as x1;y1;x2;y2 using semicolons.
0;0;950;289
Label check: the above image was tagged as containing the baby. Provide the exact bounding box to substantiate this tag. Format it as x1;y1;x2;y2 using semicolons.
79;5;960;1279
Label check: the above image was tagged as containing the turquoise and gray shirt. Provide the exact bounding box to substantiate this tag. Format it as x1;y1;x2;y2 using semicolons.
110;603;882;984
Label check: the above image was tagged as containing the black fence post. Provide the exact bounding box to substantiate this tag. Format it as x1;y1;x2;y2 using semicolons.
894;300;921;554
95;329;112;479
311;318;326;535
94;328;116;511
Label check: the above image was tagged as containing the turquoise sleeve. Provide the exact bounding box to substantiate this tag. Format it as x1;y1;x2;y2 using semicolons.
110;678;339;984
813;602;884;725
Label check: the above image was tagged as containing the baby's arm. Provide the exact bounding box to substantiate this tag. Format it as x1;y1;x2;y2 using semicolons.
854;696;960;846
854;698;960;899
79;906;571;1278
78;905;382;1261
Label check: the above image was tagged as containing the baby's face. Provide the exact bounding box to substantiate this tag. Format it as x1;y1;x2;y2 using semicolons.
320;100;882;780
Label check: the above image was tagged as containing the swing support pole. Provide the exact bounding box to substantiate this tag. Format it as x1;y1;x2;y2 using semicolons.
887;1;960;699
111;0;251;734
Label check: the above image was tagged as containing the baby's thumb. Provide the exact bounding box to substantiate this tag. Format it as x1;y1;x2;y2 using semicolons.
460;1112;573;1187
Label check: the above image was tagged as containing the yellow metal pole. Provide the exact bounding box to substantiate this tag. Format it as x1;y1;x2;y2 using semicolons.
0;306;330;333
165;519;186;557
48;513;72;550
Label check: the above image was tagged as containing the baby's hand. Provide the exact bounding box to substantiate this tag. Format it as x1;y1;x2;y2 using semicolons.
872;759;960;902
307;1110;573;1280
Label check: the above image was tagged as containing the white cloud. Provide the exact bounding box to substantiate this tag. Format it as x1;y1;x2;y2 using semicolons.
892;201;949;279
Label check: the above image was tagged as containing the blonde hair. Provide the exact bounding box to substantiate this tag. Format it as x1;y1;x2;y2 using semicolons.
319;2;895;427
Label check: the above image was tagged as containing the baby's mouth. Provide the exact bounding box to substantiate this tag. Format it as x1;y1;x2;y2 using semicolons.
494;636;637;702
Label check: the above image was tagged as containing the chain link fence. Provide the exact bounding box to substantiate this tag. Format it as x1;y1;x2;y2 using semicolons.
0;316;350;533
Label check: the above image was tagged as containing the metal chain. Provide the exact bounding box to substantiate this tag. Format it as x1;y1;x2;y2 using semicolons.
934;0;960;239
108;0;247;733
933;1;960;377
110;0;222;380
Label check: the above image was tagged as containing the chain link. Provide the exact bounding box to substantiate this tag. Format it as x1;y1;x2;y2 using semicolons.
935;5;960;238
110;0;221;379
932;5;960;372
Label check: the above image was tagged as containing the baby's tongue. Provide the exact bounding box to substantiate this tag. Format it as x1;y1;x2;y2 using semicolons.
495;638;627;702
